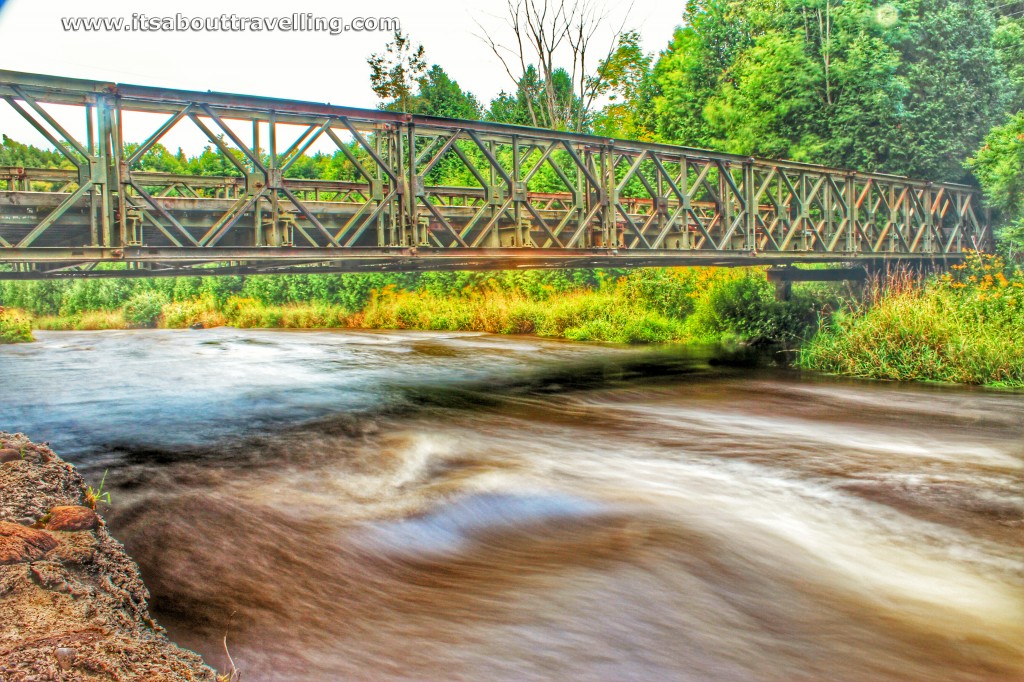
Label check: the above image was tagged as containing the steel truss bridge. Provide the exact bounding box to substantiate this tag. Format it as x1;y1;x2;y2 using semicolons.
0;70;991;280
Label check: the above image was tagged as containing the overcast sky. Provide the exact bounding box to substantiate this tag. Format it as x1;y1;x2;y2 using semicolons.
0;0;683;155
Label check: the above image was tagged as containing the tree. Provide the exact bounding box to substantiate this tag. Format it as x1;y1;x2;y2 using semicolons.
651;0;1010;182
410;65;482;120
368;31;427;112
124;142;187;173
967;112;1024;260
0;134;73;169
476;0;630;131
591;30;658;140
704;33;822;160
896;0;1006;182
994;17;1024;113
652;0;755;147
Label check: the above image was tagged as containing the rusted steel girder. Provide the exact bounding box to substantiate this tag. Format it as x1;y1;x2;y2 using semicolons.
0;70;991;280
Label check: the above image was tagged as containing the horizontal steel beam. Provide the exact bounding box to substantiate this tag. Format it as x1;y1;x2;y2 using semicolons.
767;266;869;282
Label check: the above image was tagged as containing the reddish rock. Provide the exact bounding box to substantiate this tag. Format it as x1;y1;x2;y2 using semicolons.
0;522;58;564
0;448;21;463
45;506;99;532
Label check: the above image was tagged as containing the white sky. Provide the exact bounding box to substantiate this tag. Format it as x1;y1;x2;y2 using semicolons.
0;0;683;156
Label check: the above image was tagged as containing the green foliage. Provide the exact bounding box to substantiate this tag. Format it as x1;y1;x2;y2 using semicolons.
59;278;141;315
0;307;33;343
0;134;74;169
994;17;1024;112
649;0;1013;182
683;272;833;347
123;291;168;328
125;142;187;173
368;31;427;113
967;111;1024;260
802;253;1024;387
0;280;65;316
654;0;754;146
898;0;1007;182
704;33;822;160
84;470;112;510
484;65;583;131
410;65;482;120
591;31;658;140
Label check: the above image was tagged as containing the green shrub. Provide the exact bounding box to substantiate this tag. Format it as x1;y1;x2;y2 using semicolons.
0;307;34;343
683;272;833;347
123;291;167;328
801;253;1024;387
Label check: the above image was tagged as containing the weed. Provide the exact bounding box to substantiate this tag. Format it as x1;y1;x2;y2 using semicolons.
84;470;112;510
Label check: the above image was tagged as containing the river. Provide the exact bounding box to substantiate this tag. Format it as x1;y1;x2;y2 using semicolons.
1;329;1022;681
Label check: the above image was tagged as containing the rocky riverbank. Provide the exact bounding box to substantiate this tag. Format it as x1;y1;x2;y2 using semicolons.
0;432;217;681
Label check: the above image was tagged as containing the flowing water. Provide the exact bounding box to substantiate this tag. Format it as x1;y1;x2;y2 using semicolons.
1;329;1022;681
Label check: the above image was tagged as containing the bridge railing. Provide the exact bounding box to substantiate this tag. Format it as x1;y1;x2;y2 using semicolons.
0;70;991;278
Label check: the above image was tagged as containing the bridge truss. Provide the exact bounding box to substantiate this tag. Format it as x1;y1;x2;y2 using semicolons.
0;70;991;279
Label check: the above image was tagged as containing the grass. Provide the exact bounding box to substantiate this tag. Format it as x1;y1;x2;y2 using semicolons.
355;287;689;343
801;253;1024;388
22;260;1020;390
34;310;127;330
84;470;112;510
0;306;33;343
7;266;835;351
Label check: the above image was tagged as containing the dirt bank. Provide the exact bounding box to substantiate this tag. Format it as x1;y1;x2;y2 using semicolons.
0;432;217;681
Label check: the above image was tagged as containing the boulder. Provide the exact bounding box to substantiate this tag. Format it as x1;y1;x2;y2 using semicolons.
45;505;100;532
0;521;58;564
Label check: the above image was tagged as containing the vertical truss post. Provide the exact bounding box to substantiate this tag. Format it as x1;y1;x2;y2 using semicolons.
86;103;99;247
512;135;523;247
113;96;128;247
720;164;732;250
602;144;615;248
924;184;935;252
744;161;756;251
393;125;408;246
96;94;115;247
253;119;263;246
406;122;420;245
846;175;856;252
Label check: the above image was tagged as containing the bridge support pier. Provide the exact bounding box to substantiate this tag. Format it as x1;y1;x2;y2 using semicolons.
766;266;868;301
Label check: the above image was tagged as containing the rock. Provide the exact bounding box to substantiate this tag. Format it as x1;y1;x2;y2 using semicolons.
0;522;58;564
0;448;21;463
190;322;204;329
54;647;76;670
45;505;99;532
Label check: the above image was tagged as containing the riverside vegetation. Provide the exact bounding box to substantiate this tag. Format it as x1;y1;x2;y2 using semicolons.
2;260;1023;389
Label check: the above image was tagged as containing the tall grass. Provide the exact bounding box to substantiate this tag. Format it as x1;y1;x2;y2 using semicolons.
801;253;1024;387
0;306;33;343
356;287;688;343
2;267;836;351
33;310;127;330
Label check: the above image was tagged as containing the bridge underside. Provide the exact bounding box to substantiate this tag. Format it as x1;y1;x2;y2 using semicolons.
0;71;991;280
1;247;952;280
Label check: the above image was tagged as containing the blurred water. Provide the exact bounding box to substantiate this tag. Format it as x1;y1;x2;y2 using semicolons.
1;329;1022;681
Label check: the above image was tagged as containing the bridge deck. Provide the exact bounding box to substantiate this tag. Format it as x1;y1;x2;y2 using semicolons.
0;70;990;279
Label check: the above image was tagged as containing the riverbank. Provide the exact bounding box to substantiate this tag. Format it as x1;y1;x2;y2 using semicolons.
0;432;218;680
801;253;1024;388
3;267;833;346
3;259;1023;388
